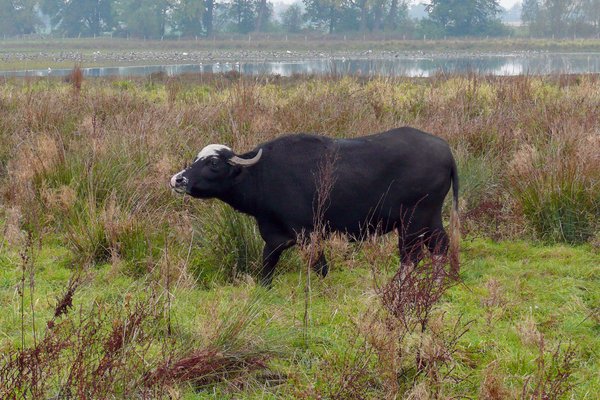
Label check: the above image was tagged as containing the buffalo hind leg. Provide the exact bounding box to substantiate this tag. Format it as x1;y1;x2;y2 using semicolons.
426;227;449;259
312;251;329;278
397;227;427;281
260;240;294;287
426;211;449;259
426;226;453;280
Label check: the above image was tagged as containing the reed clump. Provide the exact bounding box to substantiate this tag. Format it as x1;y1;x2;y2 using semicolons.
508;126;599;243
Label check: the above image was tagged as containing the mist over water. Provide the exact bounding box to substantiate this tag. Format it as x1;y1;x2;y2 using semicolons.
3;53;600;77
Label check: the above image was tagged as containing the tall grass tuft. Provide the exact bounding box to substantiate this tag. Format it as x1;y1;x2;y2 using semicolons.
7;127;169;272
508;128;599;243
145;292;281;390
193;203;264;282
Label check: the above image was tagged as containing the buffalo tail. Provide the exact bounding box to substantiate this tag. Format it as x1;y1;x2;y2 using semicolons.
449;157;460;277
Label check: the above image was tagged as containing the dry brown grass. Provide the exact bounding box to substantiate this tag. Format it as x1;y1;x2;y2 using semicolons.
479;362;510;400
521;339;577;400
516;314;544;348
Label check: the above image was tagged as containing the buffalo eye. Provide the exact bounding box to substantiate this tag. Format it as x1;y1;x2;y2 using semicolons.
210;158;219;167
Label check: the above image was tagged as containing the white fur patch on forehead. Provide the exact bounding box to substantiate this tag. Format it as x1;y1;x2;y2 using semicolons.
197;144;231;160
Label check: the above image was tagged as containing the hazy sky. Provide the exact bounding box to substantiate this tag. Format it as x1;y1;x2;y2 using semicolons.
498;0;519;8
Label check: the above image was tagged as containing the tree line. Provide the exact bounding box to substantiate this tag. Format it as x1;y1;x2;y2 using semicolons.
1;0;599;39
522;0;600;37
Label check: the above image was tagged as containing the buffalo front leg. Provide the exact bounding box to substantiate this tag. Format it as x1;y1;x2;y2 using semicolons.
312;251;329;278
260;240;294;287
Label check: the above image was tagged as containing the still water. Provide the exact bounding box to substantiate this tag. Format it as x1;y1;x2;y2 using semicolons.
3;53;600;78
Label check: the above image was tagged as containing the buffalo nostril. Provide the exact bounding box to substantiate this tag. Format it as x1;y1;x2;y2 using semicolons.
175;176;184;184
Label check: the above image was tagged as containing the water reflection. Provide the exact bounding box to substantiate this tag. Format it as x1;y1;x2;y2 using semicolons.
2;53;600;78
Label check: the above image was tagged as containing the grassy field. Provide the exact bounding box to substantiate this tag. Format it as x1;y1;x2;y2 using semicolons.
0;73;599;398
1;37;600;71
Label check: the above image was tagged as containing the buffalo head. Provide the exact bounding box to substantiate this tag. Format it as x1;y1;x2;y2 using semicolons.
170;144;262;198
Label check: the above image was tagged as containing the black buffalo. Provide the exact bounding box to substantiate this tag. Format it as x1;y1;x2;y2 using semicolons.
170;127;459;286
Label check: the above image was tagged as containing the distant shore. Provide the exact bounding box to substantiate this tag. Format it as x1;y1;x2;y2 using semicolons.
2;37;600;71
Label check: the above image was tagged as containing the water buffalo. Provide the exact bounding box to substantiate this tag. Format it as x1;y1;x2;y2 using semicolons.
170;127;459;286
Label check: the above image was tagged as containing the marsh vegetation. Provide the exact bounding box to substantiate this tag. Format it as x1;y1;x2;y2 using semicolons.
0;72;598;398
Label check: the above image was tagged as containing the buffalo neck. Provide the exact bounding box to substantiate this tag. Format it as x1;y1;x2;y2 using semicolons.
217;168;261;217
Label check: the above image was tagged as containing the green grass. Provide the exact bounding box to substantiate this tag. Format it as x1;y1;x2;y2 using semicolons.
1;235;598;398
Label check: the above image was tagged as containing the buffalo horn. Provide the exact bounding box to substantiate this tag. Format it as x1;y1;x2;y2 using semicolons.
228;149;262;166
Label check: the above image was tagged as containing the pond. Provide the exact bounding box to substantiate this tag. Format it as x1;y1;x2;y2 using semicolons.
2;53;600;78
